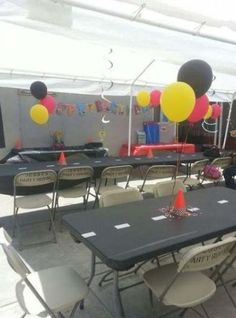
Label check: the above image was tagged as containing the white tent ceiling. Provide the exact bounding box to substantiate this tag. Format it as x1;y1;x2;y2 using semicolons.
0;0;236;99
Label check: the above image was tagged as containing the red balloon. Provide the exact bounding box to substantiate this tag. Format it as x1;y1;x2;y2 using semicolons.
211;103;222;119
40;95;56;114
150;90;161;107
187;94;209;123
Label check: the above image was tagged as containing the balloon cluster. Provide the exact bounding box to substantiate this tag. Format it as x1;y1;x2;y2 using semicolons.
136;60;221;123
29;81;56;125
136;89;161;108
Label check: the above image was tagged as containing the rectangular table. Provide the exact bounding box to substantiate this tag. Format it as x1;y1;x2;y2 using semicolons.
18;147;108;161
63;187;236;317
0;152;205;194
119;143;196;156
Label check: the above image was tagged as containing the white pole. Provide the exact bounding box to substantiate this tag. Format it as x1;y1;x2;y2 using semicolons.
222;92;236;149
128;59;155;156
213;119;218;145
218;102;223;148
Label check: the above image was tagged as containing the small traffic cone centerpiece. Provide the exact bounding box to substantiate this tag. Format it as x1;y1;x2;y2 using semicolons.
58;151;67;165
170;189;190;217
147;148;154;158
15;138;22;150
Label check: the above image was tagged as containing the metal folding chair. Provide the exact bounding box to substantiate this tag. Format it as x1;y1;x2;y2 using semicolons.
2;243;89;318
55;166;94;230
153;179;186;198
13;169;57;249
93;165;133;207
99;187;143;207
138;165;177;194
143;237;236;318
179;158;209;189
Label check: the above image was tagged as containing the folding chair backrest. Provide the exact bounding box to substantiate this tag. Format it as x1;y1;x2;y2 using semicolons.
2;244;30;278
14;170;57;187
190;159;209;175
0;227;12;245
145;165;177;179
178;237;236;273
211;156;232;169
99;188;143;207
58;166;93;181
101;165;133;180
153;180;186;198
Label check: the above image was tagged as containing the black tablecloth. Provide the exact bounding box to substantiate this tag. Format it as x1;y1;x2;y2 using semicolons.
64;187;236;270
0;152;206;195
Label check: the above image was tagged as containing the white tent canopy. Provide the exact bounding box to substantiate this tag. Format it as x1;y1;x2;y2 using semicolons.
0;0;235;99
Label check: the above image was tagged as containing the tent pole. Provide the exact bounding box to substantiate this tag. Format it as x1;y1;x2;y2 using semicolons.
222;92;236;149
63;0;236;46
218;102;223;148
128;59;155;156
213;119;218;146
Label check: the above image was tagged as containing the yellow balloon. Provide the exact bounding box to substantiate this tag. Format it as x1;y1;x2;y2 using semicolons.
136;91;150;107
30;104;49;125
204;105;212;119
160;82;196;122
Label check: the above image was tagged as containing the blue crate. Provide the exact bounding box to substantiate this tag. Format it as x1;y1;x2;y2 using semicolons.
143;122;160;144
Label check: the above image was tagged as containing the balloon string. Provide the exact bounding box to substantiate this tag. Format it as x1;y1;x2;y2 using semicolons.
168;123;192;211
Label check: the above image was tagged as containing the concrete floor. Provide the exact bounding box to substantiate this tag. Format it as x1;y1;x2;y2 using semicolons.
1;180;236;318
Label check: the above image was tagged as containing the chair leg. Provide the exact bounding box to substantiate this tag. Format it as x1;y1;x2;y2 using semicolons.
47;206;57;243
13;207;19;237
92;194;99;208
84;185;92;210
50;196;59;231
83;195;87;210
69;301;80;318
13;214;17;238
179;308;188;317
52;195;59;221
200;304;211;318
149;289;154;308
15;213;23;250
222;279;236;308
98;269;113;286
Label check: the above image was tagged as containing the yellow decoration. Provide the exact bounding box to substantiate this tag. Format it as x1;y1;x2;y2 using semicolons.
160;82;196;123
98;128;106;140
204;105;213;119
136;91;150;107
30;104;49;125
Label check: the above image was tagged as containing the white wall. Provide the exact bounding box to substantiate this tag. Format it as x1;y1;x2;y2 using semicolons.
0;88;21;160
0;89;153;158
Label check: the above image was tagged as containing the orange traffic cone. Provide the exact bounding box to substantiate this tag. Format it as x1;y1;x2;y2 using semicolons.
147;148;154;158
171;189;187;217
15;138;22;150
173;189;186;209
58;151;67;165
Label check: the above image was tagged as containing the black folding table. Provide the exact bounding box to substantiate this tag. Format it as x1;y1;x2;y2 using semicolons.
63;187;236;317
0;152;205;195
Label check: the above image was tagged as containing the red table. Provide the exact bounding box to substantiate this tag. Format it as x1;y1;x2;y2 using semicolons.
119;143;196;156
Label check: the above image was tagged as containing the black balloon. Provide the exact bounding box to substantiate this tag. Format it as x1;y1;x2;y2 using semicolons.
30;81;47;99
177;59;213;98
